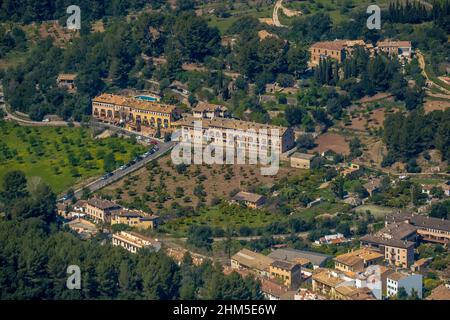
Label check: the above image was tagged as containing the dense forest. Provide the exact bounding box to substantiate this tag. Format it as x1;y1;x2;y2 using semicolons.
383;109;450;169
0;170;263;300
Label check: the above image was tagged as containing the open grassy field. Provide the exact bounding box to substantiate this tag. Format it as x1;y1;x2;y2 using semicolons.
0;122;146;193
354;204;394;218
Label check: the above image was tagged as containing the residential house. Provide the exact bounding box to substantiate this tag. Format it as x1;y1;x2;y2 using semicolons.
231;191;266;209
192;102;228;119
57;73;77;91
112;231;161;254
268;248;332;269
360;221;417;268
334;286;376;300
309;40;347;66
231;248;274;277
269;260;302;289
85;198;122;223
312;269;347;297
339;163;361;177
290;152;316;169
386;213;450;245
334;249;384;273
364;178;382;197
111;210;160;230
386;272;423;298
376;40;412;58
294;288;326;300
315;233;349;245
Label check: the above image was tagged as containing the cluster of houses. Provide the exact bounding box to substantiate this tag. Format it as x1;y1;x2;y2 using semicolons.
229;211;450;300
309;39;412;67
58;198;161;253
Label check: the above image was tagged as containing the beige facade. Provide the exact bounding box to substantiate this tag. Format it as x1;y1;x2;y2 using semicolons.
309;41;347;66
85;198;121;223
231;191;266;209
334;249;384;273
231;248;274;278
111;210;160;230
384;243;415;268
112;231;161;254
290;152;315;169
269;261;302;289
177;116;295;153
92;93;181;132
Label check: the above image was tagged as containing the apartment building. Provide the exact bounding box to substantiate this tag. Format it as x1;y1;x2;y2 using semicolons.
231;191;266;209
85;198;122;223
360;221;417;268
334;249;384;273
112;231;161;254
111;210;160;230
92;93;181;132
269;260;302;289
386;213;450;245
386;272;423;298
176;116;295;153
231;248;274;278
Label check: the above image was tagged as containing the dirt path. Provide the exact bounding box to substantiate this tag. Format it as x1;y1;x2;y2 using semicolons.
417;50;450;95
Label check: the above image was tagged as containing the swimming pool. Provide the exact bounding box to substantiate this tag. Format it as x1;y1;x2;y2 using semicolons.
135;95;158;102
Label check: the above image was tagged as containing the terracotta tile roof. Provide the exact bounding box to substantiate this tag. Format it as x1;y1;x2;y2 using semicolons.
377;40;411;48
176;116;289;135
232;191;265;204
312;270;346;287
386;213;450;233
193;102;227;113
310;40;347;51
334;249;383;266
291;152;315;160
92;93;177;114
231;248;274;272
335;286;376;300
86;197;121;210
57;73;77;81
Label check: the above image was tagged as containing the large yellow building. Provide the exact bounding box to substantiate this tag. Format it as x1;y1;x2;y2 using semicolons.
92;93;181;132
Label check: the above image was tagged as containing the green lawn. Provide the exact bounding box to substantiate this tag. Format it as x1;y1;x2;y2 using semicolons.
0;122;146;193
354;204;394;218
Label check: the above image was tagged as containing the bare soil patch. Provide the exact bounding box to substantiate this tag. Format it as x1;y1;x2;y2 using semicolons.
312;133;350;155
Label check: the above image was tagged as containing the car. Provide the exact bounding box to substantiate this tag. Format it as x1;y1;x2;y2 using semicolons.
119;165;126;170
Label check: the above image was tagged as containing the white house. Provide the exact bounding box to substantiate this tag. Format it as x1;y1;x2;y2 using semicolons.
386;272;423;298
